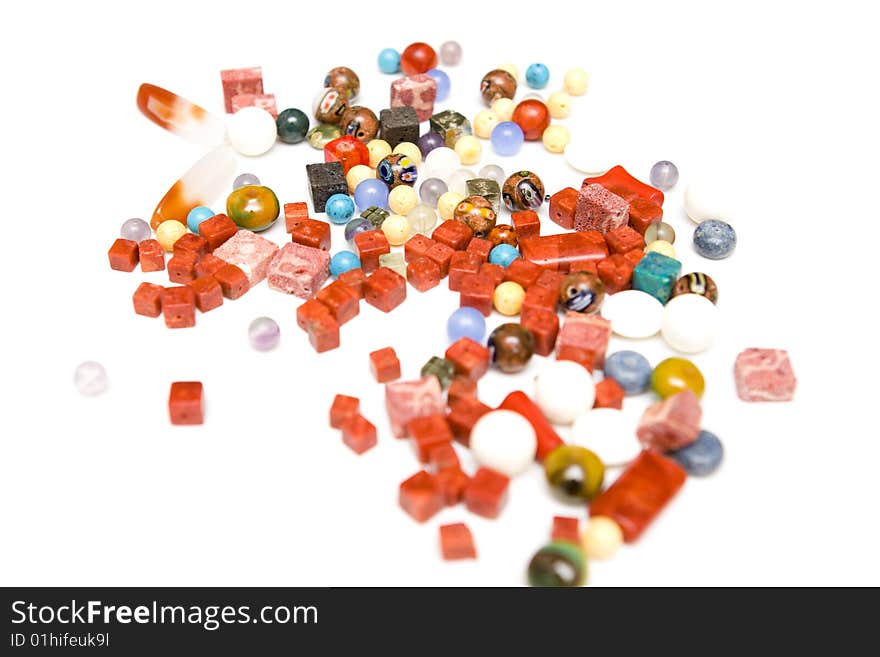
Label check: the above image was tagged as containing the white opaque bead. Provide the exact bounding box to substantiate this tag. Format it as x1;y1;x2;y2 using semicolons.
563;141;611;175
534;361;595;425
661;294;719;353
421;147;460;182
600;290;663;338
684;178;734;223
226;107;277;156
570;408;640;466
74;361;108;396
581;516;623;560
470;410;537;477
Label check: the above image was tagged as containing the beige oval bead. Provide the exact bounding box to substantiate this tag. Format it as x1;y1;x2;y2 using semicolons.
542;124;571;154
473;110;500;139
346;164;374;193
455;135;483;166
389;185;419;216
156;220;187;252
564;68;589;96
645;239;676;258
491;98;516;122
367;139;392;168
581;516;623;560
547;91;573;119
392;141;422;166
493;281;526;316
437;191;464;221
381;214;411;246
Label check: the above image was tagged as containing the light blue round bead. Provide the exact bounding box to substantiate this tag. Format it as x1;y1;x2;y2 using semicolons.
427;69;451;102
525;63;550;89
489;244;520;268
447;307;487;343
604;351;653;395
377;48;401;74
186;205;215;233
325;194;355;225
354;178;390;211
693;219;736;259
330;251;361;277
490;122;525;157
667;430;724;476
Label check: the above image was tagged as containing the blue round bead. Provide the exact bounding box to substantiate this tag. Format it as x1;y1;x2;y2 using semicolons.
490;122;525;157
344;217;372;244
667;430;724;476
693;219;736;259
186;205;215;233
604;351;652;395
325;194;355;224
377;48;401;74
447;306;487;343
525;63;550;89
353;178;390;211
330;250;361;277
489;244;520;268
427;69;451;102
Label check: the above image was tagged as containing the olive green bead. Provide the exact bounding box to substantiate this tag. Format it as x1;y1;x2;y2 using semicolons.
226;185;279;232
527;541;587;587
651;357;705;398
544;445;605;501
421;356;456;390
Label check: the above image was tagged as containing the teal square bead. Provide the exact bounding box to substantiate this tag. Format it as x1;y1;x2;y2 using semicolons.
632;252;682;304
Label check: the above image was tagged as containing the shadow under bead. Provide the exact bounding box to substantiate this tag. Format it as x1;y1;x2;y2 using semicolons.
502;171;545;212
559;271;605;314
453;195;497;238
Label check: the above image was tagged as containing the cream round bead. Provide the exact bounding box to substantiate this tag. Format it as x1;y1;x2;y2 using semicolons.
497;62;519;80
660;294;719;353
491;98;516;122
581;516;623;560
473;110;500;139
392;141;422;166
366;139;392;168
437;191;464;221
493;281;526;316
684;178;734;224
470;410;537;477
534;360;596;425
346;164;374;193
155;220;187;252
388;185;419;215
226;106;277;156
644;239;676;258
564;68;589;96
600;290;663;339
547;91;573;119
454;135;482;166
381;214;411;246
421;147;460;181
542;124;570;153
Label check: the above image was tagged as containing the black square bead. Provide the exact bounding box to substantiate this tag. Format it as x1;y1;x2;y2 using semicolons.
379;107;420;148
306;162;347;213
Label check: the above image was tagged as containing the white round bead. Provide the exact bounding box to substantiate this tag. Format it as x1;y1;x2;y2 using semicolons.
563;141;611;175
73;361;108;396
684;178;734;224
226;107;277;156
470;410;537;477
421;147;461;182
661;294;719;353
600;290;663;338
581;516;623;560
534;361;596;425
570;408;640;466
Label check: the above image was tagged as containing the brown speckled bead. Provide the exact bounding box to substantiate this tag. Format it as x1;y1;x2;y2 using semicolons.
324;66;360;99
339;106;378;143
487;224;518;248
487;323;535;374
502;171;545;212
671;272;718;304
453;195;496;238
480;69;517;105
559;271;606;314
314;87;349;125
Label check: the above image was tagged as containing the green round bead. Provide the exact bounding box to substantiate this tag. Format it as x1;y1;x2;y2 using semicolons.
306;123;342;150
226;185;279;232
651;357;705;398
276;108;310;144
544;445;605;501
527;541;587;587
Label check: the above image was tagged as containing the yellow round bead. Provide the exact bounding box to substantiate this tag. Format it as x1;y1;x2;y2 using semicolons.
367;139;392;168
497;62;519;80
381;214;411;246
547;91;573;119
564;68;589;96
437;191;464;221
346;164;374;193
491;98;516;122
392;141;422;166
645;239;676;258
454;135;482;166
493;281;526;316
155;220;187;252
581;516;623;560
542;124;571;154
388;185;419;216
473;110;500;139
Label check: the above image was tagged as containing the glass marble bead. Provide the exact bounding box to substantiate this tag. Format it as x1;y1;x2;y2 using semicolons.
276;107;310;144
418;131;446;158
186;205;215;233
491;98;515;122
490;121;525;156
367;139;392;168
325;193;356;224
422;147;460;182
547;91;573;119
419;177;448;207
478;164;505;186
439;40;462;66
559;271;605;314
377;153;419;188
473;110;500;139
437;191;464;221
502;171;545;211
493;281;526;316
354;178;390;211
226;185;279;231
389;185;419;216
454;136;482;166
120;217;151;243
525;63;550;89
381;214;411;246
447;306;487;343
487;224;517;248
407;204;438;235
233;173;260;190
671;272;719;305
489;243;519;268
563;68;589;96
667;429;724;476
378;252;407;278
581;516;623;560
693;219;736;259
344;217;372;244
307;124;342;150
330;250;361;277
542;125;570;154
392;141;422;166
544;444;605;501
227;106;277;156
645;239;676;258
427;69;451;102
74;360;108;396
155;220;187;252
248;316;280;351
660;294;719;353
421;356;456;390
644;221;676;245
346;164;374;193
650;160;679;191
604;350;653;395
377;48;401;74
453;195;496;237
447;168;477;196
488;323;535;374
324;66;360;99
470;410;538;477
527;541;586;587
651;357;705;398
534;361;596;425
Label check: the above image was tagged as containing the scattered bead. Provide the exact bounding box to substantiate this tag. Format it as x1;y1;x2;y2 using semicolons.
693;219;736;259
544;444;605;500
473;109;500;139
447;168;476;196
672;272;719;305
534;360;596;425
734;348;796;402
344;217;372;244
401;42;437;75
381;214;411;246
427;68;451;101
512;99;551;141
600;289;663;338
354;178;390;212
488;243;519;267
388;185;419;216
684;178;733;224
453;195;496;237
330;251;361;277
168;381;204;425
581;516;623;560
439;523;476;560
226;184;280;231
645;239;676;258
661;294;719;353
306;124;342;150
471;410;538;477
487;224;517;248
406;204;438;235
248;316;280;351
667;429;723;476
493;281;526;316
227;106;277;156
439;40;462;66
559;271;604;314
366;139;392;168
74;361;108;396
325;193;356;224
185;205;214;233
276;107;310;144
547;91;573;119
488;323;535;373
419;177;448;207
644;221;676;245
346;164;374;193
542;124;570;153
490;121;525;156
478;164;505;186
377;153;418;189
421;356;457;389
527;542;586;587
233;172;260;190
422;146;461;181
563;68;589;95
604;350;652;395
525;63;550;89
155;219;187;252
649;160;679;190
120;217;151;243
502;170;544;211
369;347;401;383
447;306;487;343
417;131;446;158
377;48;401;74
651;357;705;398
437;191;464;221
454;135;482;166
330;394;359;429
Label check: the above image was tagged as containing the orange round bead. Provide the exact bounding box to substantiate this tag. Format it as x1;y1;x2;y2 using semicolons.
512;99;551;141
400;42;438;75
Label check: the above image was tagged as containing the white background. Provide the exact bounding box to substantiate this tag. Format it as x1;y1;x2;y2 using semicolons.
2;0;878;586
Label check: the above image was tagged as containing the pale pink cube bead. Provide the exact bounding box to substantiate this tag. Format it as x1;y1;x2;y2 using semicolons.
213;229;279;287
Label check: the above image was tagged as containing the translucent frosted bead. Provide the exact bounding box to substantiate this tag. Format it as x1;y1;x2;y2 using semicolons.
563;68;589;95
155;220;187;252
233;173;260;190
490;122;524;156
644;221;676;245
437;191;464;221
418;131;445;158
649;160;679;191
407;204;438;235
581;516;623;560
478;164;505;186
248;317;280;351
346;164;374;193
381;214;411;246
226;106;277;156
427;69;451;101
542;125;570;153
344;217;372;244
74;361;108;396
366;139;392;168
419;177;448;207
421;147;460;182
447;306;486;343
491;98;515;122
473;110;500;139
454;136;482;166
120;218;151;243
389;185;419;215
447;168;476;196
377;48;401;74
392;141;422;165
439;40;462;66
547;91;573;119
354;178;389;211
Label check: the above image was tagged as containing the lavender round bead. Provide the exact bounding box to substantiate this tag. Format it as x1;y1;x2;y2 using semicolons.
248;317;280;351
344;217;372;244
74;361;108;396
120;218;151;243
419;178;448;207
233;173;260;190
418;132;446;158
649;161;679;191
439;40;462;66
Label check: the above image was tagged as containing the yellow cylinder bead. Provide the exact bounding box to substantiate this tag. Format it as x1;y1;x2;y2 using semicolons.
493;281;526;316
381;214;411;246
437;191;464;221
392;141;422;166
346;164;374;193
367;139;392;168
498;62;519;80
473;110;500;139
156;220;187;252
645;240;676;258
491;98;516;122
581;516;623;560
455;135;482;166
547;91;573;119
564;68;589;96
542;125;571;154
388;185;419;216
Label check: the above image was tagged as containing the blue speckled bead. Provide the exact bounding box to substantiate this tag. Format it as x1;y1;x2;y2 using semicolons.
632;252;682;304
186;205;215;233
344;217;371;244
490;122;525;157
330;250;361;277
489;243;520;268
325;194;355;224
667;430;724;476
377;48;401;74
427;69;451;102
447;306;487;343
604;351;652;395
353;178;389;211
693;219;736;260
525;63;550;89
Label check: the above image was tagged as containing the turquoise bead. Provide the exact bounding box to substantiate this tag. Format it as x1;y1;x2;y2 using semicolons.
330;251;360;277
632;252;682;304
186;205;215;233
489;244;519;267
377;48;400;74
325;194;355;224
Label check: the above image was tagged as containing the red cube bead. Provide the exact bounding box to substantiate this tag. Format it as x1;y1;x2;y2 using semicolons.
297;298;331;330
168;381;203;425
338;267;366;298
428;442;460;472
447;376;477;405
404;233;435;262
568;259;599;276
324;135;370;173
520;309;559;357
214;263;250;299
445;337;490;381
173;232;210;258
597;253;637;294
198;213;237;251
478;262;505;288
436;467;471;506
330;394;360;429
369;347;401;383
446;397;492;446
549;187;578;230
605;224;646;254
167;251;198;284
594;377;625;409
464;467;510;519
189;275;224;312
194;253;225;278
465;237;493;261
353;230;390;274
448;251;482;291
628;197;664;235
132;282;164;318
459;273;495;317
511;210;540;239
364;267;406;312
160;286;196;329
342;414;377;454
439;523;477;560
316;280;359;324
556;345;595;372
522;284;558;316
534;268;565;290
307;313;340;353
624;248;645;268
407;255;441;292
432;219;473;250
399;471;444;523
108;238;139;272
552;516;580;544
409;414;453;463
520;232;608;272
284;202;310;233
291;217;331;251
557;312;611;369
138;239;165;272
425;241;455;277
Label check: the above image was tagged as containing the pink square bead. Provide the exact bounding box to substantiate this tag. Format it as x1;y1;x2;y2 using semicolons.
390;74;438;122
213;229;280;287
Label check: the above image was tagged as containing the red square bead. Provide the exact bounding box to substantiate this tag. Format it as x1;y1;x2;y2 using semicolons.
189;275;223;312
549;187;578;230
605;224;646;254
465;237;493;261
369;347;401;383
534;268;564;290
197;213;237;251
464;467;510;519
324;135;370;173
194;253;225;278
594;377;625;409
425;241;455;277
432;219;473;250
409;414;453;463
447;376;477;405
316;280;359;324
291;217;331;251
338;267;366;298
342;414;377;454
448;251;482;291
520;309;559;357
297;298;331;330
330;394;360;429
160;286;196;329
557;313;611;368
568;259;599;275
399;471;444;523
552;516;580;544
624;248;644;267
439;523;477;560
407;256;441;292
628;197;663;234
522;284;558;316
138;239;165;272
428;442;461;472
436;467;471;506
511;210;541;239
364;267;407;312
214;263;250;299
459;273;495;317
404;233;435;262
108;238;139;272
132;282;164;318
597;254;636;294
446;397;491;446
168;381;203;425
284;202;310;233
478;262;505;288
167;251;199;284
306;313;340;353
445;337;490;381
173;232;210;258
353;230;391;274
556;345;595;372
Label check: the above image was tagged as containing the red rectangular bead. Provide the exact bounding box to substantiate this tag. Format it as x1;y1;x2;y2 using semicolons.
548;187;578;230
168;381;203;425
432;219;473;250
409;414;453;463
435;467;470;506
446;397;491;446
291;217;331;251
465;237;493;261
353;230;390;274
369;347;401;383
189;275;223;312
296;298;331;331
108;238;139;272
306;313;340;353
448;251;482;291
399;471;444;523
447;376;477;405
316;279;359;324
167;251;199;284
459;273;495;317
428;441;460;472
557;312;611;368
504;258;543;290
404;233;435;262
324;135;370;173
194;253;225;278
407;256;441;292
132;282;164;318
497;391;564;461
160;286;196;328
330;394;360;429
519;232;608;272
439;523;477;560
597;254;635;294
520;309;559;357
568;259;598;275
425;241;455;277
604;224;646;254
342;414;377;454
284;201;310;233
479;262;505;288
364;267;406;312
552;516;580;544
338;267;366;299
138;239;165;272
197;213;237;251
464;467;510;519
628;198;664;234
173;232;210;258
511;210;540;239
445;337;490;381
594;377;624;409
213;263;250;299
